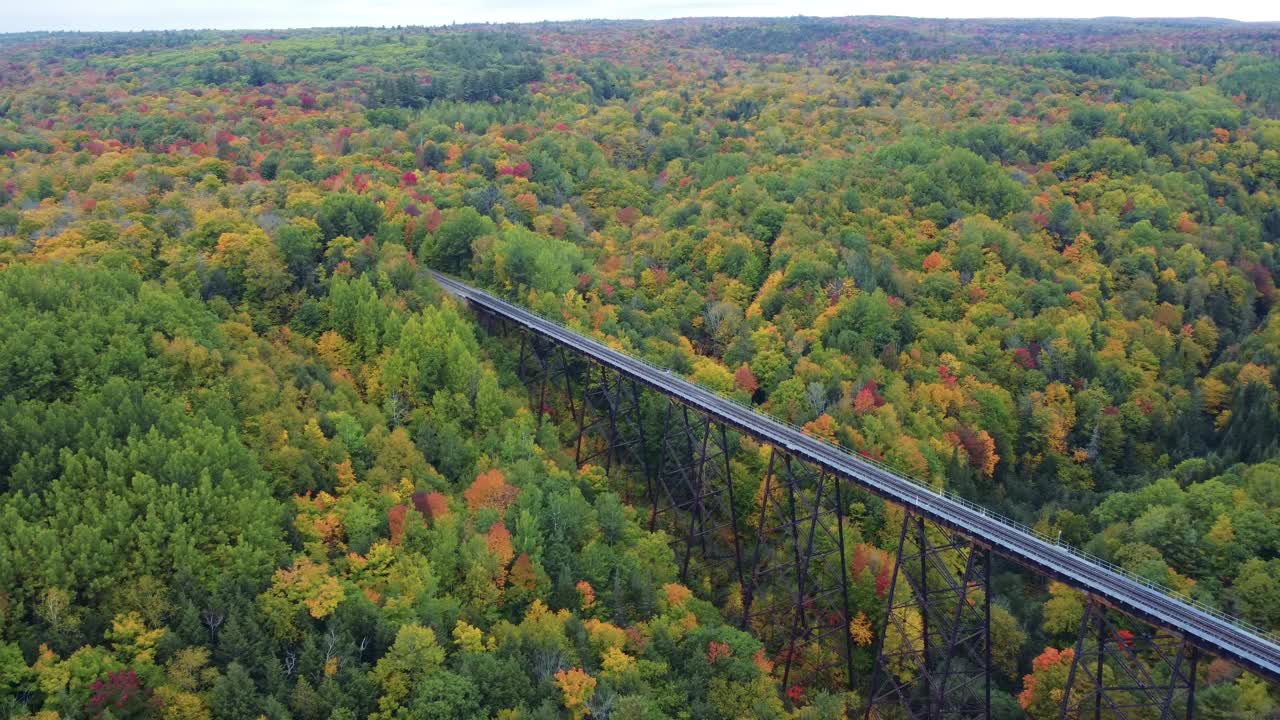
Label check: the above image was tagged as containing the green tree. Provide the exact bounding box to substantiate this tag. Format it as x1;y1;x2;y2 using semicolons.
822;289;900;358
317;193;384;241
209;663;262;720
491;227;583;294
427;207;495;274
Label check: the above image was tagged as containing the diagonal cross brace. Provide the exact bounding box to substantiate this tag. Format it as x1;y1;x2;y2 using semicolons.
866;510;993;720
1058;598;1200;720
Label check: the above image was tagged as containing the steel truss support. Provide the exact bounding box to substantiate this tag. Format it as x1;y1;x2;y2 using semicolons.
648;400;746;591
449;290;1240;719
573;363;651;487
470;306;503;335
866;511;993;720
1058;598;1199;720
742;448;856;696
513;332;578;428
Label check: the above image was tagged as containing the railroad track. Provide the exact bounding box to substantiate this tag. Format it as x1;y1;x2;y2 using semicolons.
431;270;1280;680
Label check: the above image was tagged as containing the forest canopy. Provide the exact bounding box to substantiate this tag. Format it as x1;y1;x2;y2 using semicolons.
2;15;1280;720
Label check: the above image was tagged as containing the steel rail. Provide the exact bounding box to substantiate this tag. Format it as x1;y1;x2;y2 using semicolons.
430;270;1280;681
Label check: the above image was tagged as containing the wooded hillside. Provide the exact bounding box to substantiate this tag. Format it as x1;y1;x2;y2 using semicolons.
1;17;1279;719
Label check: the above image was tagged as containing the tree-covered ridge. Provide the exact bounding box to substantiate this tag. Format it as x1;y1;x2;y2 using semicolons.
0;261;799;719
1;16;1279;719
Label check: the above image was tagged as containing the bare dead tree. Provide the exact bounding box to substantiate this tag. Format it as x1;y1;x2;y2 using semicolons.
201;609;224;641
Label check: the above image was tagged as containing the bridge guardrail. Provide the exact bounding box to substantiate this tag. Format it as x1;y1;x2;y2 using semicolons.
437;272;1280;647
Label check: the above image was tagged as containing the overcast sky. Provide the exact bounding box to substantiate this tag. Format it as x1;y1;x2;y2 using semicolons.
4;0;1277;33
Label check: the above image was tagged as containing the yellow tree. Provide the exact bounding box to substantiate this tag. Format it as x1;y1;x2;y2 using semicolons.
370;624;446;719
554;668;597;720
258;557;344;642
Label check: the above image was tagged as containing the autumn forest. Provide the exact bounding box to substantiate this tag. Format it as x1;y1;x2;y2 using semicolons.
1;16;1280;720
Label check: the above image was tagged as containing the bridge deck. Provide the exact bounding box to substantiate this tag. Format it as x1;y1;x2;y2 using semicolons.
431;270;1280;680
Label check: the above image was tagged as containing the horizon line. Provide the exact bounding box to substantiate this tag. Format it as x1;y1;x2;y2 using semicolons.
5;14;1280;36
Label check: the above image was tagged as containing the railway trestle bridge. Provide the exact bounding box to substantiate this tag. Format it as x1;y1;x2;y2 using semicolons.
432;270;1280;719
